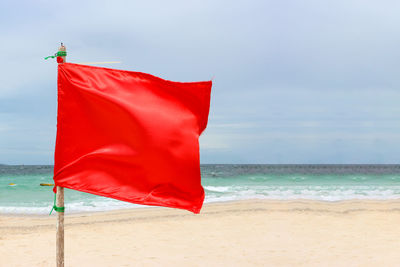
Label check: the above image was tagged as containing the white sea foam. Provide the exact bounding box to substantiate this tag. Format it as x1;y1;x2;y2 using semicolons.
204;186;231;192
0;206;53;214
0;200;143;215
204;185;400;203
2;182;400;214
2;187;400;215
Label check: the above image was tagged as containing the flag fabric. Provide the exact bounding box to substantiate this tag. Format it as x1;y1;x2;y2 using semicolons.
53;63;212;213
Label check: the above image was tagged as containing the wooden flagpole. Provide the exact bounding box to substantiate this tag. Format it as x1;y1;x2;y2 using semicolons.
56;186;64;267
56;43;66;267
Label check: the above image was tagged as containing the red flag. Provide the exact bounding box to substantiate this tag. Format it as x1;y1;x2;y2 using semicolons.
53;63;212;213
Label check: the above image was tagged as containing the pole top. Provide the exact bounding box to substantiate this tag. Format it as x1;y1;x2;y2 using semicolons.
57;43;66;64
59;42;66;51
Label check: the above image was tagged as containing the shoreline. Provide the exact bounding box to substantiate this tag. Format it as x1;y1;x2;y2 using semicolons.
1;198;400;218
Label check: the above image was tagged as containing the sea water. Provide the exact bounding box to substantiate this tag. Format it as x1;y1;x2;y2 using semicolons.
0;164;399;214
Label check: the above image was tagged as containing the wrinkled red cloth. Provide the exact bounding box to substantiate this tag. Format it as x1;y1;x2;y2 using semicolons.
53;63;212;213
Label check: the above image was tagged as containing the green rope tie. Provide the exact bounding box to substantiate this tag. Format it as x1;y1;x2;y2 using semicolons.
44;51;67;60
49;193;65;215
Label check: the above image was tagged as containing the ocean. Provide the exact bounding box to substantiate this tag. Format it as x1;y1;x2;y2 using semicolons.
1;164;399;214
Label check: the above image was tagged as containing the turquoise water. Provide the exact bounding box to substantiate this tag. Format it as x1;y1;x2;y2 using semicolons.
1;165;400;214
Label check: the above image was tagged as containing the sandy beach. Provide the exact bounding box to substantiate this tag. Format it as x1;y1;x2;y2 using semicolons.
1;200;400;267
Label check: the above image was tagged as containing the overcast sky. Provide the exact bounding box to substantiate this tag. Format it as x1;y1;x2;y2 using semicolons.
1;0;400;164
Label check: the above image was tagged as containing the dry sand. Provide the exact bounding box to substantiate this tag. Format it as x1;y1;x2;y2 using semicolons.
1;200;400;267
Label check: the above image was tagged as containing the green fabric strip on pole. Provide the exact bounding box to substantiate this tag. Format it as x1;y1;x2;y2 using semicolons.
44;55;56;60
44;51;67;60
57;51;67;57
49;193;65;215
